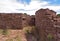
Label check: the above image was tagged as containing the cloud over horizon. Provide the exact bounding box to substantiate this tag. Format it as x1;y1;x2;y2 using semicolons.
0;0;60;15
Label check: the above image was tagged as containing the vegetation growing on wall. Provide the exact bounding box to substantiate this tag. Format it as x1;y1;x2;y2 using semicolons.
47;33;53;41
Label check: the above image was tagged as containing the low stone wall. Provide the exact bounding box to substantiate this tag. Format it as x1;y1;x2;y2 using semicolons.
0;13;34;29
0;13;23;29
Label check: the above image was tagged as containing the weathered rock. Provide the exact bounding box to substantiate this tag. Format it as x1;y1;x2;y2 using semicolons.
0;13;31;29
35;8;56;41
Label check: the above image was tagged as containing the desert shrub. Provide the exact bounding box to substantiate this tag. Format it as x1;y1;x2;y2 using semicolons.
47;33;53;41
0;29;3;34
14;35;21;41
23;26;35;34
2;29;9;35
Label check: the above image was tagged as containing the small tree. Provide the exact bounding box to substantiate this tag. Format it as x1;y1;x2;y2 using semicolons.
24;13;27;15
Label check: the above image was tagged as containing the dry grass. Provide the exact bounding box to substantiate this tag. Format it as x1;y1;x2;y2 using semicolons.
0;26;35;41
23;26;35;34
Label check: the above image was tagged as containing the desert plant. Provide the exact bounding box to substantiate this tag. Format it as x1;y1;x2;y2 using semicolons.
23;26;32;34
2;29;9;35
0;29;3;34
14;35;21;41
47;33;53;41
23;26;36;34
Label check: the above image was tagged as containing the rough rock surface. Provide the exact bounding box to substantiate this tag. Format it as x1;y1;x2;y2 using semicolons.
35;8;57;41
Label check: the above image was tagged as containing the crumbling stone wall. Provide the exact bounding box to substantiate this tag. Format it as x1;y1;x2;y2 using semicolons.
0;13;34;29
25;15;31;26
29;15;35;26
35;8;57;41
0;13;30;29
21;14;28;27
55;16;60;41
0;8;60;41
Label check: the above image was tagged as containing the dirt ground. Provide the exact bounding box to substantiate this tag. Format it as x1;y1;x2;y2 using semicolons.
0;29;27;41
0;26;35;41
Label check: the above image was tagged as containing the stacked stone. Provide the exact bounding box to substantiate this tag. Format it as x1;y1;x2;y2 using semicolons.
0;13;23;29
0;13;34;29
35;8;56;41
21;14;28;27
30;15;35;26
55;16;60;41
26;15;31;26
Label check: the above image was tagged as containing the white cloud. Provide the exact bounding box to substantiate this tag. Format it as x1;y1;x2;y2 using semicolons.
42;6;60;14
0;0;60;15
0;0;25;12
24;1;49;10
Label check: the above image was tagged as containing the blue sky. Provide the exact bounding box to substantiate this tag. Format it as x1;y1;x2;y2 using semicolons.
43;0;60;5
0;0;60;15
17;0;60;5
19;0;60;5
17;0;31;4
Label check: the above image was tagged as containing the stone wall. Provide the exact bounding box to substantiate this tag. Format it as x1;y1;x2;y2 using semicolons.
30;15;35;26
0;13;35;29
35;8;57;41
0;8;60;41
55;16;60;41
0;13;31;29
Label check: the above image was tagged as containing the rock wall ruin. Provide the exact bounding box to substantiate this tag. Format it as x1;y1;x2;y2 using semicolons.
0;13;32;29
35;8;60;41
0;8;60;41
